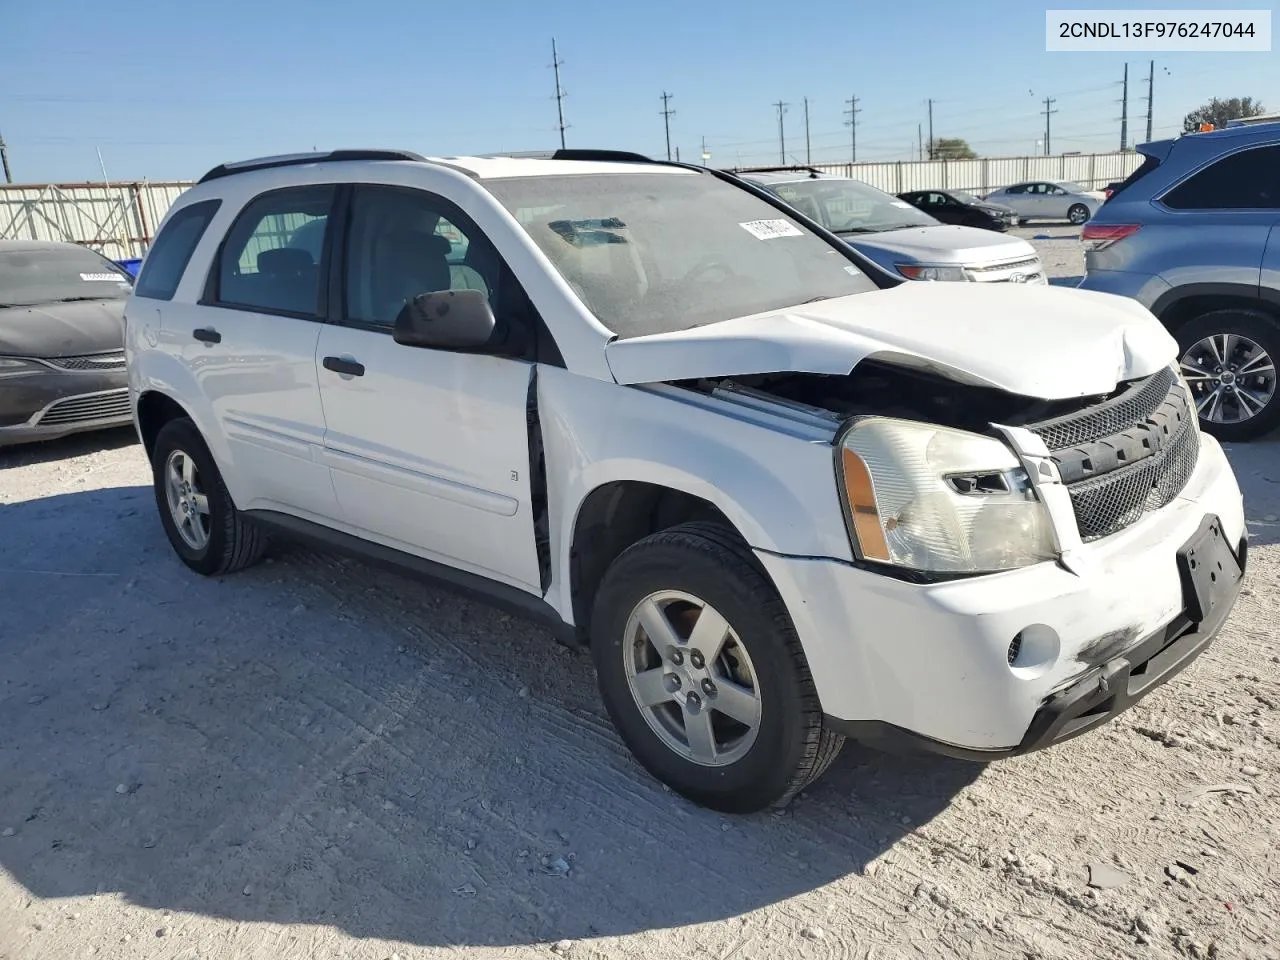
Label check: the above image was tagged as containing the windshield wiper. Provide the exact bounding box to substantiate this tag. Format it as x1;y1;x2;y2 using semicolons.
53;296;112;303
801;295;831;303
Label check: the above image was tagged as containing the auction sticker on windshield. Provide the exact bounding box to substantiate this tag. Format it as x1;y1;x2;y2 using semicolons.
79;273;123;281
739;219;804;240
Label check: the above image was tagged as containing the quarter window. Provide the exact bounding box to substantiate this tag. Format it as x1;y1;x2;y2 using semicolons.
214;185;335;316
135;199;221;301
1162;145;1280;210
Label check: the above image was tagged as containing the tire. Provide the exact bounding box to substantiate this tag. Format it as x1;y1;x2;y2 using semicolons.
1175;309;1280;443
590;521;843;813
1068;203;1091;225
151;417;268;575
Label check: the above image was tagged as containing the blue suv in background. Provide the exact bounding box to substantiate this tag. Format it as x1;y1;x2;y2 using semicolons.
1080;121;1280;442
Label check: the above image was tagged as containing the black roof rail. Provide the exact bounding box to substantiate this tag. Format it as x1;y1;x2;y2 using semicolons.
197;149;427;184
730;164;828;178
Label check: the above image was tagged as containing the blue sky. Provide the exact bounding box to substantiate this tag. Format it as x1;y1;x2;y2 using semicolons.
3;0;1276;182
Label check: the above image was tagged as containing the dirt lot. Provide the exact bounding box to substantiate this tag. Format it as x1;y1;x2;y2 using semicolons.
3;237;1279;960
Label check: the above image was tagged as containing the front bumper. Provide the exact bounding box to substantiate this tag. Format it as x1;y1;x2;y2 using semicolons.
756;432;1246;754
0;365;131;447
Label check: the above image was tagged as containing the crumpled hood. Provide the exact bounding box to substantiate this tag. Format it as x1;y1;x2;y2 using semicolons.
0;299;126;358
604;281;1177;401
848;224;1036;267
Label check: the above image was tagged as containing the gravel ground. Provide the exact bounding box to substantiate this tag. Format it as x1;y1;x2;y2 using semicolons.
3;239;1279;960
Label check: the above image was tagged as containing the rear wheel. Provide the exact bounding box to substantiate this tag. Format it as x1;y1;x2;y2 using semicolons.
151;418;268;574
590;522;843;813
1068;203;1091;225
1176;309;1280;442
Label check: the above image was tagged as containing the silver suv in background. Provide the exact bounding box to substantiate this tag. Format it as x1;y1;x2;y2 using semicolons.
1079;121;1280;442
739;168;1047;285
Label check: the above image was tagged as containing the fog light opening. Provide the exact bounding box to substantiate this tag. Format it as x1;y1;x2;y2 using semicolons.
1008;624;1061;679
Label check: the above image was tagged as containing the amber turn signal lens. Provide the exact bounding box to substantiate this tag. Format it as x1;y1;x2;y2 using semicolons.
841;447;890;562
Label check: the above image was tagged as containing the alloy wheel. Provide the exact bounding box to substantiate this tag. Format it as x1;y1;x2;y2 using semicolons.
164;449;211;551
1180;334;1277;425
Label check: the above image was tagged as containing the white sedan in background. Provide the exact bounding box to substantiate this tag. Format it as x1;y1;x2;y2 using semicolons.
982;180;1105;225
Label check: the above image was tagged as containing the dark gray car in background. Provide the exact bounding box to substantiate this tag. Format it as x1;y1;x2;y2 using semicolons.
0;240;134;447
1080;121;1280;442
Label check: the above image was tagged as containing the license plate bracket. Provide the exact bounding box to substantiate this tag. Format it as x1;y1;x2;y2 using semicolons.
1176;515;1243;625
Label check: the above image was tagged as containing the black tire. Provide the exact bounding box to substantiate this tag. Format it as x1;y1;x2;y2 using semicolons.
590;521;843;813
1068;203;1091;225
151;418;268;575
1175;308;1280;443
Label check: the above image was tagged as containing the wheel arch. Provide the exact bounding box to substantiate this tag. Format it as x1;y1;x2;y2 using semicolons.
1152;283;1277;335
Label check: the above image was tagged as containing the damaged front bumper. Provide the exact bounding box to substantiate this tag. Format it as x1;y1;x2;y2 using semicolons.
755;431;1247;757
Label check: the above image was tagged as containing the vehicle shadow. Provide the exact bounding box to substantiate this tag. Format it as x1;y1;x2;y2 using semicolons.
1224;438;1280;546
0;486;981;948
0;426;138;468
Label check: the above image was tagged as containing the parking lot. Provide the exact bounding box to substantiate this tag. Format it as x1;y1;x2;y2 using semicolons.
2;232;1278;960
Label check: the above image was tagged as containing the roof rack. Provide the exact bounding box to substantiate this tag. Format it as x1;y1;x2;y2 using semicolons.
476;148;662;164
197;149;427;184
730;164;828;179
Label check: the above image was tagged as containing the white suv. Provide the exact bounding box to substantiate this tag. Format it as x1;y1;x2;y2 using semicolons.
125;148;1247;813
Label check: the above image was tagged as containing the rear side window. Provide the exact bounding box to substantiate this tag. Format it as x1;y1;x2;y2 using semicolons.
1108;155;1161;201
1163;145;1280;210
213;185;335;316
134;199;221;300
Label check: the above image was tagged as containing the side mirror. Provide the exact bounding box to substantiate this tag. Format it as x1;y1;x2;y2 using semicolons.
393;289;496;351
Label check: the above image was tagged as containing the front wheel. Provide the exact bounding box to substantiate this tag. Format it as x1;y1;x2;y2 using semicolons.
590;522;843;813
1176;309;1280;442
1068;203;1091;225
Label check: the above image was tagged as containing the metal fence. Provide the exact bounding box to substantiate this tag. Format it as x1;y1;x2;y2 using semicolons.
0;150;1146;260
803;152;1146;196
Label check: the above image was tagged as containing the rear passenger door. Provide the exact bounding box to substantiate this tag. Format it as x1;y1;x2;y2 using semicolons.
314;183;544;592
177;184;342;521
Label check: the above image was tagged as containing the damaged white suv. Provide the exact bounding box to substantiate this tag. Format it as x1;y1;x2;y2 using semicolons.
125;148;1247;813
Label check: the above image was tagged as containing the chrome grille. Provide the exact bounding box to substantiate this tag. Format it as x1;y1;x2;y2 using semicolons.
1027;368;1199;542
43;351;127;371
37;389;131;426
968;256;1041;275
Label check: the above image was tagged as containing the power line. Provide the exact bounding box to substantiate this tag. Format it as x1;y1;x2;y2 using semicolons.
843;95;861;163
550;38;568;149
660;91;676;161
773;100;788;164
1041;96;1057;155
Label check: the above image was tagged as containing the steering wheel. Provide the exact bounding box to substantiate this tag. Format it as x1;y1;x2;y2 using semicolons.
685;256;738;284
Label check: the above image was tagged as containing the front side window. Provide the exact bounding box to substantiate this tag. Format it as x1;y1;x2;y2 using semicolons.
0;244;132;308
343;185;500;328
215;185;335;316
1163;145;1280;210
134;199;221;301
484;171;876;340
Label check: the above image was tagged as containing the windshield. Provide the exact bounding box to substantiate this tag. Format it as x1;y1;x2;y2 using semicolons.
764;177;938;235
0;246;132;307
484;172;876;340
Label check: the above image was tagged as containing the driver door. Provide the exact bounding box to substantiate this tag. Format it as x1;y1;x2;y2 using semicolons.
314;183;543;592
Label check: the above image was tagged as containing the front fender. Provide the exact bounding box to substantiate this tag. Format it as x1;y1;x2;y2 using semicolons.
537;368;851;623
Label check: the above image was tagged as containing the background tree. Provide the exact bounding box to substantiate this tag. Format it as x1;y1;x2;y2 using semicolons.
1182;96;1266;133
930;138;977;160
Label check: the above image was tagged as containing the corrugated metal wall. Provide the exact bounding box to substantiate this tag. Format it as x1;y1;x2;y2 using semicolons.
0;181;191;261
0;151;1145;260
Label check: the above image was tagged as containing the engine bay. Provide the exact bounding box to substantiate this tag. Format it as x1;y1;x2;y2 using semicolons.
683;359;1118;435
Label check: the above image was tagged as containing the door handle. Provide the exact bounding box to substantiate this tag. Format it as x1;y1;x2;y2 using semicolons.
192;327;221;344
322;355;365;377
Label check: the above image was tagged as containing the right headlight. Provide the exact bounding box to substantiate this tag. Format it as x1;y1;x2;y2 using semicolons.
838;417;1058;574
895;263;971;282
0;357;44;379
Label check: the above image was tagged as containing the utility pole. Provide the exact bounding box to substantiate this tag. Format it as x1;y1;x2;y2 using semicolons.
803;97;811;164
927;99;934;160
773;100;788;164
917;124;923;161
551;38;568;149
660;92;676;161
1042;96;1057;155
1143;59;1154;142
1119;63;1129;150
701;135;710;167
0;130;11;184
843;95;861;163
